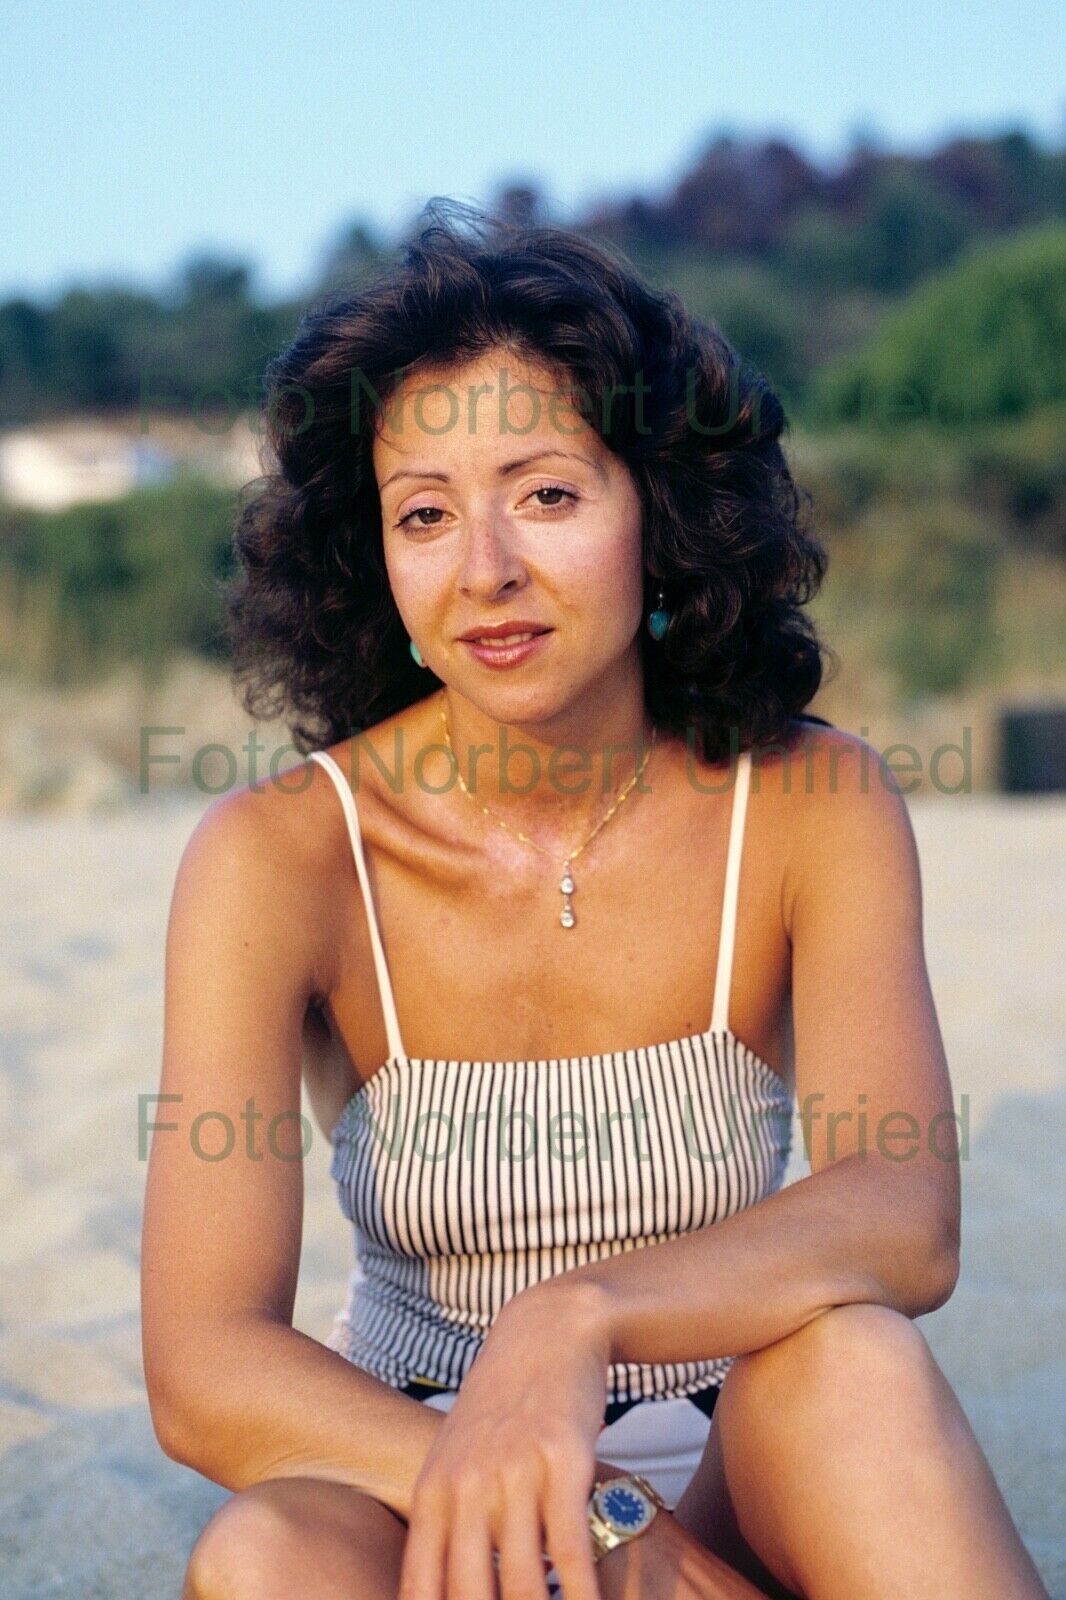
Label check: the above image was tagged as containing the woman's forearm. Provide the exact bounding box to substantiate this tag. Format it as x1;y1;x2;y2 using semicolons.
156;1315;635;1521
156;1317;443;1517
531;1152;960;1369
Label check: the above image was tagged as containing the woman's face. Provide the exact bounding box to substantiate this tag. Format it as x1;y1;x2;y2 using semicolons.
372;346;646;725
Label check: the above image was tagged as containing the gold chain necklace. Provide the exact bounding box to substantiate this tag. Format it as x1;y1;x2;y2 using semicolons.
437;694;658;930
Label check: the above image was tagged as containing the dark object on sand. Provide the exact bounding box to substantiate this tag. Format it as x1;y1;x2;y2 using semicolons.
999;703;1066;793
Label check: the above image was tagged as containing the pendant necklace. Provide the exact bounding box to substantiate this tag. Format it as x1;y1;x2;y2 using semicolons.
438;694;657;930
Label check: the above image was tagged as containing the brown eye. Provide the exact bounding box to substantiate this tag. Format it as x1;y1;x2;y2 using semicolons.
529;486;577;509
398;506;445;528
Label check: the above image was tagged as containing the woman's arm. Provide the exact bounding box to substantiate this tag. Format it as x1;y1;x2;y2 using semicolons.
153;1303;631;1521
514;731;962;1364
141;773;440;1517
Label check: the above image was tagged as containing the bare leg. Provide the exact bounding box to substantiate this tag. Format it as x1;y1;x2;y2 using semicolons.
181;1475;407;1600
673;1303;1050;1600
181;1470;772;1600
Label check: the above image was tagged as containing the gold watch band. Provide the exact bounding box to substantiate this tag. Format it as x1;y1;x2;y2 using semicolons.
587;1473;667;1562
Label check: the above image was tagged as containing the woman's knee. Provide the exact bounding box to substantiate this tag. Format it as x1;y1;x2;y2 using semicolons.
805;1301;938;1390
184;1484;297;1600
183;1476;405;1600
185;1480;328;1600
726;1302;938;1413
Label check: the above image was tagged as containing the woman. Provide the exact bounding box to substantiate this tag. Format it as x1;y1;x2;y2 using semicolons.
141;206;1050;1600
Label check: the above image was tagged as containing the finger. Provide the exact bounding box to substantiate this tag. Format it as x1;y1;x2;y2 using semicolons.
496;1480;554;1600
541;1477;602;1600
446;1501;497;1600
397;1487;448;1600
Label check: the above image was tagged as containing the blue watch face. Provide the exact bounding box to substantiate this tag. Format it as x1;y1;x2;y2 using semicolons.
601;1484;650;1531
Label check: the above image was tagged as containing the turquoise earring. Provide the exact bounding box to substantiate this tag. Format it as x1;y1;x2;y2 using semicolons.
647;585;671;641
409;638;427;667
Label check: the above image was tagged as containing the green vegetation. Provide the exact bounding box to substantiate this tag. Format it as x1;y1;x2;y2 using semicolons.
0;259;302;423
0;128;1063;710
790;408;1066;701
811;224;1066;427
0;476;237;686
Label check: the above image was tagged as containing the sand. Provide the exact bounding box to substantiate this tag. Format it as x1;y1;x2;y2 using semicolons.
0;789;1062;1597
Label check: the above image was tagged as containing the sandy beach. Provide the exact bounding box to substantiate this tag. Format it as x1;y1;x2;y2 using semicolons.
0;787;1063;1597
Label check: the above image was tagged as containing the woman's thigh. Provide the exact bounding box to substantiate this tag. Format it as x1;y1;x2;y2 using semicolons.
183;1475;408;1600
672;1405;804;1599
675;1303;975;1599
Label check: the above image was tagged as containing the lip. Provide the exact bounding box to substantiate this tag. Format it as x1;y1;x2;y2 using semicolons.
457;621;553;641
461;630;553;669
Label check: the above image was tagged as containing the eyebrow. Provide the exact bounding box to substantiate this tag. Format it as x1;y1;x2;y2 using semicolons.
378;450;607;492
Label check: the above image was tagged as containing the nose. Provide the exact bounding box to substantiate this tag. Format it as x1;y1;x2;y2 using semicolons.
456;507;527;600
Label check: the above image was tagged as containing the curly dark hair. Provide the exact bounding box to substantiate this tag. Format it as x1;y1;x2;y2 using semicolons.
223;200;834;763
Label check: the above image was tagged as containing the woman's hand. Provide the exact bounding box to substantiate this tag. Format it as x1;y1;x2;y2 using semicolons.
397;1279;615;1600
595;1511;772;1600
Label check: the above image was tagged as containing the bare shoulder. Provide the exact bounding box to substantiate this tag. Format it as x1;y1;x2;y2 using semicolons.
755;720;923;941
169;751;356;1006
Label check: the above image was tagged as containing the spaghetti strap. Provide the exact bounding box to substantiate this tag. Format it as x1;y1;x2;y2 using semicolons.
709;748;753;1035
309;750;407;1064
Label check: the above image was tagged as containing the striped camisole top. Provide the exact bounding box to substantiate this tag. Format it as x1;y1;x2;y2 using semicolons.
310;744;794;1406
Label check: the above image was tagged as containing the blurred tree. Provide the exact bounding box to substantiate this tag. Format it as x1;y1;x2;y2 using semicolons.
780;166;974;294
155;252;296;414
660;134;824;253
50;289;137;408
493;182;546;227
0;298;54;417
857;166;975;292
776;209;870;293
316;218;391;293
842;118;888;162
810;222;1066;426
641;252;808;401
176;254;255;305
991;128;1066;221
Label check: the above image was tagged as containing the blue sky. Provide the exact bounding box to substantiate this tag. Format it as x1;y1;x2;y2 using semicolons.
3;0;1063;303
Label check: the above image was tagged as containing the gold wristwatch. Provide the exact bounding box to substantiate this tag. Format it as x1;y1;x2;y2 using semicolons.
586;1472;667;1562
